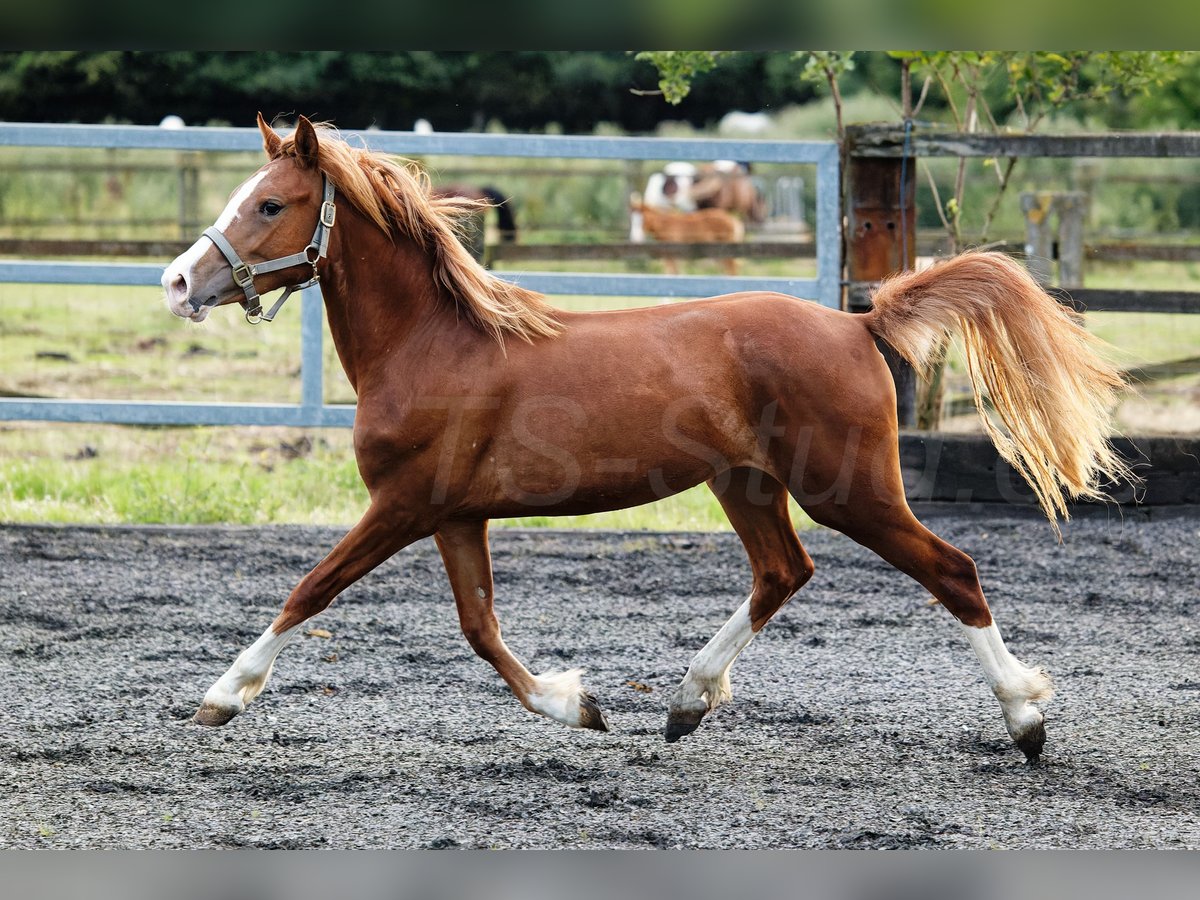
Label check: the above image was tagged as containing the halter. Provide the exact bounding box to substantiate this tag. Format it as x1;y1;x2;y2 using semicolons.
193;176;337;324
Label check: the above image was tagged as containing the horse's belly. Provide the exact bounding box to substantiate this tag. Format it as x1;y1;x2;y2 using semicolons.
467;450;719;519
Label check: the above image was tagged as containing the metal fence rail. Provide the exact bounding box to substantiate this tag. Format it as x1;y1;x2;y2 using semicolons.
0;123;841;428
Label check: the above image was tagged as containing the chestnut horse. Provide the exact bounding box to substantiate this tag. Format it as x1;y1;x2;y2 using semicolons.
630;193;744;275
163;116;1129;761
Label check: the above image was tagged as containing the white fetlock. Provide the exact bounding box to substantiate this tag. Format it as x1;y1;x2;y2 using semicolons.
962;622;1054;756
674;666;733;714
195;625;297;726
528;669;585;727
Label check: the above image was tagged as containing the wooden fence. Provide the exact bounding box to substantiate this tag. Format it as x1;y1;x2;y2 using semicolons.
843;125;1200;510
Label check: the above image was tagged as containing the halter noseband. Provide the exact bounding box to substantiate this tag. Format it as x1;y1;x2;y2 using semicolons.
193;176;337;324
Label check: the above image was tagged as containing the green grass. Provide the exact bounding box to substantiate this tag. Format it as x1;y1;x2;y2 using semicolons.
0;421;817;529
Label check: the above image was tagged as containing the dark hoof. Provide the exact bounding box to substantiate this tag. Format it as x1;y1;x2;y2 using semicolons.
1014;718;1047;764
664;707;705;743
193;702;240;727
579;691;609;732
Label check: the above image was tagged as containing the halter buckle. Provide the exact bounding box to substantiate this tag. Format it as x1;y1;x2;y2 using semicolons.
245;305;264;325
231;263;254;288
320;201;337;229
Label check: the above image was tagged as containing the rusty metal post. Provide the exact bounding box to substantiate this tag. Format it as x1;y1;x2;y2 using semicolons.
844;125;918;427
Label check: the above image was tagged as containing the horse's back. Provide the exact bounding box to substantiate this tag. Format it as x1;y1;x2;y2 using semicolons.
547;291;889;414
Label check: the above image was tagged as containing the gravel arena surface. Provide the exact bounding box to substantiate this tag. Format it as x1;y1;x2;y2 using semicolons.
1;515;1197;849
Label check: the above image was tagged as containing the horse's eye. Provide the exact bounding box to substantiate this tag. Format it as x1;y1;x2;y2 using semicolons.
260;200;283;217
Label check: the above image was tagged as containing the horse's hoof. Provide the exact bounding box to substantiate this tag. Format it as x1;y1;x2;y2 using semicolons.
664;706;705;743
578;691;610;732
1014;717;1047;764
193;702;241;727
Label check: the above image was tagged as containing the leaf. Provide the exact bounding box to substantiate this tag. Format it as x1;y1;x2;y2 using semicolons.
307;627;332;638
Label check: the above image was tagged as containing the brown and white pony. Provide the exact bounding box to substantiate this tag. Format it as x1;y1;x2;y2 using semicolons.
162;116;1129;761
630;193;744;275
690;161;767;224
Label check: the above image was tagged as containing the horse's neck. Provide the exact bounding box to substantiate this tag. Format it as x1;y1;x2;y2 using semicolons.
317;208;450;394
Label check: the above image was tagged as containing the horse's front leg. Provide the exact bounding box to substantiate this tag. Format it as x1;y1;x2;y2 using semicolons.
194;503;428;726
435;519;608;732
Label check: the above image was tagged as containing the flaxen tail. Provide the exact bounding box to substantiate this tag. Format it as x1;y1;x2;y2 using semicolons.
864;251;1131;533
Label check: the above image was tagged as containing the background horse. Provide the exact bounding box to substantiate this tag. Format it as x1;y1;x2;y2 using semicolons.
630;192;744;275
643;160;767;225
162;115;1129;762
690;161;767;224
431;183;517;262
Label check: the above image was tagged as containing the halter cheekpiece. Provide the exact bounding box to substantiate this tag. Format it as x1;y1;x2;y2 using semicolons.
194;175;336;324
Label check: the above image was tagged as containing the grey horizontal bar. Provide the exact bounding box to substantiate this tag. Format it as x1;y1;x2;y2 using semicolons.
0;260;825;303
0;260;164;286
0;399;356;428
0;122;837;164
847;126;1200;159
506;272;823;302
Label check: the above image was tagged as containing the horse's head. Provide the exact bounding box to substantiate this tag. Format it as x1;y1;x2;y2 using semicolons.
162;114;330;323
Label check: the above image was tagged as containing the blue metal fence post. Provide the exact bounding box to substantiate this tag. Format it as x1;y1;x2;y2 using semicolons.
815;143;843;310
300;287;324;415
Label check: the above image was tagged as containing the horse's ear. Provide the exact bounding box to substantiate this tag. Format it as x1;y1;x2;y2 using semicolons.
257;112;282;159
293;115;320;170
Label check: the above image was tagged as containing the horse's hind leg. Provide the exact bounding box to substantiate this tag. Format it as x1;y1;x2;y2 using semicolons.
666;468;814;742
802;485;1053;762
436;519;608;732
195;503;425;726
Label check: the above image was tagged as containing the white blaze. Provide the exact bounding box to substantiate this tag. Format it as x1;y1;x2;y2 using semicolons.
213;169;268;231
162;170;269;319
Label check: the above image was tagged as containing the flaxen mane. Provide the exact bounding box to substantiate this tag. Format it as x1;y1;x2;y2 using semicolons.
277;125;560;344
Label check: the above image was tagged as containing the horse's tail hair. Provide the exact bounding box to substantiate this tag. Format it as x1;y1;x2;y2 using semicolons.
479;186;517;242
864;251;1132;535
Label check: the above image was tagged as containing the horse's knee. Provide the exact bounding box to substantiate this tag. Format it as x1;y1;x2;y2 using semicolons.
461;617;501;659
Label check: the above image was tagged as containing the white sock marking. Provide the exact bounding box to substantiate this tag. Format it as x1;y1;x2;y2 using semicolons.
528;668;585;727
961;622;1053;738
675;599;755;712
201;623;299;714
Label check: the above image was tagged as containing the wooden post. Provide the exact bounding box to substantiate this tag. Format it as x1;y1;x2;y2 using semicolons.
1056;191;1089;289
1020;192;1056;286
844;125;918;427
177;152;201;241
624;159;647;272
1020;190;1089;289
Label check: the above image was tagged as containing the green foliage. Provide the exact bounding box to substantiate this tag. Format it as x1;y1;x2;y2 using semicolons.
633;51;728;104
898;51;1188;128
797;51;856;87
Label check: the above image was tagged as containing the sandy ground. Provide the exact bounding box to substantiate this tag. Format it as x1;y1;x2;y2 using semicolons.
1;515;1197;849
